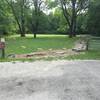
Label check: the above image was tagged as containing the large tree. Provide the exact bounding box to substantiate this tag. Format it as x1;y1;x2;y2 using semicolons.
29;0;44;38
59;0;89;37
5;0;29;37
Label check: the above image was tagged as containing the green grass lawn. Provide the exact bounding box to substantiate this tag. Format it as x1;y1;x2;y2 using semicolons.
5;34;78;55
89;39;100;50
66;38;100;60
0;34;100;61
66;50;100;60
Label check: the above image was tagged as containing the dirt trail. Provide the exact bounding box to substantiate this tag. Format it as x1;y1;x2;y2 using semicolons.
8;49;79;59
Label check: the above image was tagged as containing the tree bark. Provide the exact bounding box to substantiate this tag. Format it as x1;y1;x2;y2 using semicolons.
6;0;26;37
60;0;77;38
69;0;77;37
20;0;26;37
32;0;42;38
34;33;37;38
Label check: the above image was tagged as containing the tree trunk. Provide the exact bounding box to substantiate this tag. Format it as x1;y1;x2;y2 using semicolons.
21;33;25;37
20;17;25;37
69;23;76;38
69;0;77;38
20;0;25;37
6;0;26;37
73;15;77;37
32;0;41;39
34;33;36;38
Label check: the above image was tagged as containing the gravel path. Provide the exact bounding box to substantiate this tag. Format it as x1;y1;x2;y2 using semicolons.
0;60;100;100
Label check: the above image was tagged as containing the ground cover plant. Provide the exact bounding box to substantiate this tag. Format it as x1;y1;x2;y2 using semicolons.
0;34;100;61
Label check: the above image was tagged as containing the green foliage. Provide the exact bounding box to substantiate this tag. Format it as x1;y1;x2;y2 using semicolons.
0;0;100;37
6;35;77;54
76;14;88;34
45;0;58;9
0;0;13;36
87;0;100;36
53;8;67;34
26;8;67;34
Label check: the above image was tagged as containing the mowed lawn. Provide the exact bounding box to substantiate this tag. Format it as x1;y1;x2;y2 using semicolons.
5;35;78;55
0;34;99;61
67;38;100;60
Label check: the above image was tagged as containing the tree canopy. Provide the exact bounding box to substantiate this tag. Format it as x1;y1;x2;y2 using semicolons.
0;0;99;37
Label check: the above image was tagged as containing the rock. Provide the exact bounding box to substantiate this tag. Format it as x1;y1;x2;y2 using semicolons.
7;54;16;58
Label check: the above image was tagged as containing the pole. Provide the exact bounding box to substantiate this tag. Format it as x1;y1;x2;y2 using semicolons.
2;48;5;58
0;38;5;58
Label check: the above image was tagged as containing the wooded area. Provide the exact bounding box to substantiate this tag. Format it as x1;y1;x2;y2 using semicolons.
0;0;100;38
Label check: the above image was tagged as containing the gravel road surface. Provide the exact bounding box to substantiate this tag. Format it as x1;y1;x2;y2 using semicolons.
0;60;100;100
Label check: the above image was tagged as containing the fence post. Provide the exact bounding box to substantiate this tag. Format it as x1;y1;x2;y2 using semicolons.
0;38;5;58
86;35;91;51
86;40;89;51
